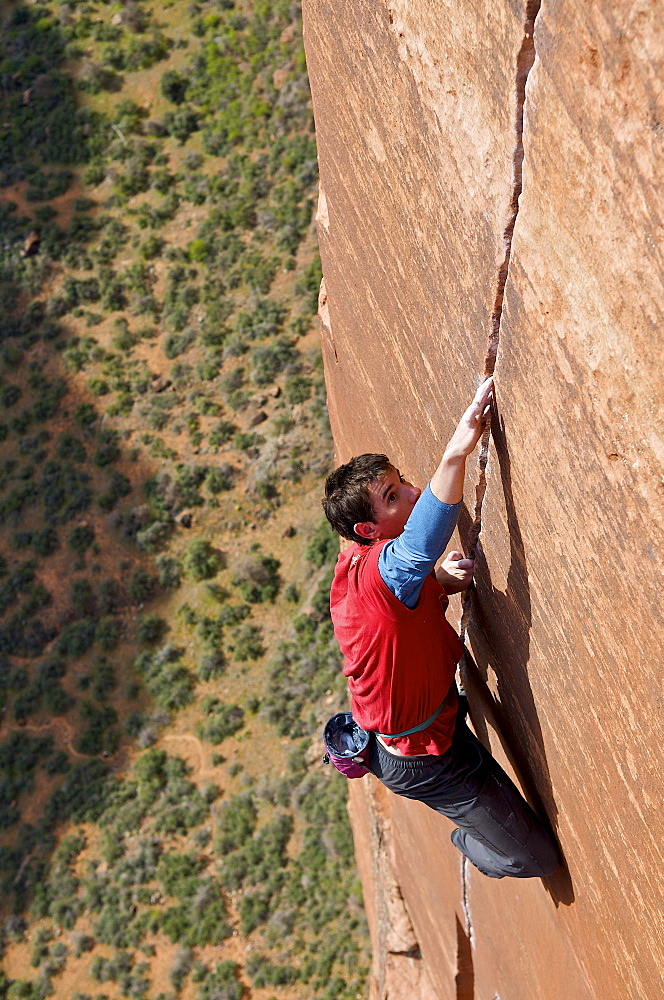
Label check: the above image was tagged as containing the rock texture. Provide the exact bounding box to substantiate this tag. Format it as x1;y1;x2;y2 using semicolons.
304;1;664;997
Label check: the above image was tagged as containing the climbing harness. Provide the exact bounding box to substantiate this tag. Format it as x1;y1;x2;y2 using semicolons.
374;694;448;739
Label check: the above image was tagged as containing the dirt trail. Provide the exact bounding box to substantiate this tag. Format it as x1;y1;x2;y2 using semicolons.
7;719;87;760
162;732;220;782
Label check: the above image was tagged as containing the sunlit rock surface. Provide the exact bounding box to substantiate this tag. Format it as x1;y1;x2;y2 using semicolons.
303;1;664;997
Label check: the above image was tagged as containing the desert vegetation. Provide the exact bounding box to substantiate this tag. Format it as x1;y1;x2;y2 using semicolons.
0;0;367;997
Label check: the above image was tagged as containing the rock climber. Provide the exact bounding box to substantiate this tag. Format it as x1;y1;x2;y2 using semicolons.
322;376;560;879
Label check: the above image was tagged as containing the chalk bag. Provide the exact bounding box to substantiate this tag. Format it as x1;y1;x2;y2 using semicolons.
322;712;371;779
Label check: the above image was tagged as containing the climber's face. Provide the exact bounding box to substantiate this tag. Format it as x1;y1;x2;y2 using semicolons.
354;466;421;541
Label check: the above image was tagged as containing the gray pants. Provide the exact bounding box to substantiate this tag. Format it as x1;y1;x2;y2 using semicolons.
369;713;559;879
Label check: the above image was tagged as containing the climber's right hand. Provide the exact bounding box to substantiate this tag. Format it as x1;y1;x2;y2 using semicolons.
444;376;494;460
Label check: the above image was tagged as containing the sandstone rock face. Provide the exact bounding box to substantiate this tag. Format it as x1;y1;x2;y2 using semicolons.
304;1;664;998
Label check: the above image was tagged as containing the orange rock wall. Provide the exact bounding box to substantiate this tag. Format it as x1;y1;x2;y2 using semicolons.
303;1;664;998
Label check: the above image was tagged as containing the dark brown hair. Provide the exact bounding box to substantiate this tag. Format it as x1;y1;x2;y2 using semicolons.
322;454;392;545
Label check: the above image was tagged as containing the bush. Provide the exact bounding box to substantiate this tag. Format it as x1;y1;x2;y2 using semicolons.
163;105;200;143
215;793;257;854
92;657;116;700
234;299;285;341
136;614;167;644
251;337;299;386
197;649;225;682
170;945;193;992
205;465;234;493
128;567;156;603
197;699;244;745
98;578;121;614
156;554;183;589
196;962;242;1000
57;434;86;462
95;617;120;652
305;520;339;568
183;538;221;581
285;374;312;404
1;384;22;408
161;69;189;104
239;889;271;935
228;623;264;662
208;420;236;448
93;428;120;467
134;645;194;711
188;239;209;262
232;554;281;603
246;953;299;988
76;702;119;756
57;618;96;659
163;330;195;359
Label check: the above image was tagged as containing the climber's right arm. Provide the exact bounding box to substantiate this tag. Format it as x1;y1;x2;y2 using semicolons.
429;376;494;505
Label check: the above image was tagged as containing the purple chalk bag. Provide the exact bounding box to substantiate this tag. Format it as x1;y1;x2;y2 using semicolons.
322;712;371;779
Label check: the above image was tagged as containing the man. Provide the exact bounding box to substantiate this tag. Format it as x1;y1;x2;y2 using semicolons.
322;377;559;879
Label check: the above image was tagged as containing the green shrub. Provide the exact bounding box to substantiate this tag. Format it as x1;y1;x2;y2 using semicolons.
32;527;60;557
228;623;264;662
56;434;86;462
234;299;286;341
205;465;234;493
71;578;97;618
156;554;183;589
128;567;156;603
251;337;299;385
246;953;299;988
87;377;109;397
197;649;225;682
67;524;95;555
188;239;209;262
183;538;220;581
134;645;194;711
305;520;339;568
92;657;116;700
93;428;120;466
161;68;189;104
196;962;242;1000
163;330;195;359
196;615;224;649
95;617;121;653
232;554;281;603
232;431;263;452
1;384;22;408
163;105;200;143
136;615;167;644
197;699;244;745
239;890;271;935
215;793;257;854
57;619;96;659
285;374;312;404
76;702;119;756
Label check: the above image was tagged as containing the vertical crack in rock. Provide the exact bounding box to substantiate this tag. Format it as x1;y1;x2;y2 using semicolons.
456;859;475;999
461;856;473;948
459;0;541;648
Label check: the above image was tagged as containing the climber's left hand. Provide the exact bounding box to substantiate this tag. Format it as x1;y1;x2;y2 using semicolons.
436;551;474;594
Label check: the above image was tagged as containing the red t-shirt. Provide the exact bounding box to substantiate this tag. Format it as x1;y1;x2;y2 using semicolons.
330;540;463;755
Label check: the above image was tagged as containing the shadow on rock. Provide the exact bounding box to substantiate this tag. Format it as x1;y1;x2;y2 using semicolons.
459;412;574;906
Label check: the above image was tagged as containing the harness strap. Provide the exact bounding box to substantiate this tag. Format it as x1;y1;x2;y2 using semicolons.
375;695;448;740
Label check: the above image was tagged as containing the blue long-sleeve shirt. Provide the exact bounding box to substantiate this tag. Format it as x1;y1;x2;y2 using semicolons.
378;484;461;608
